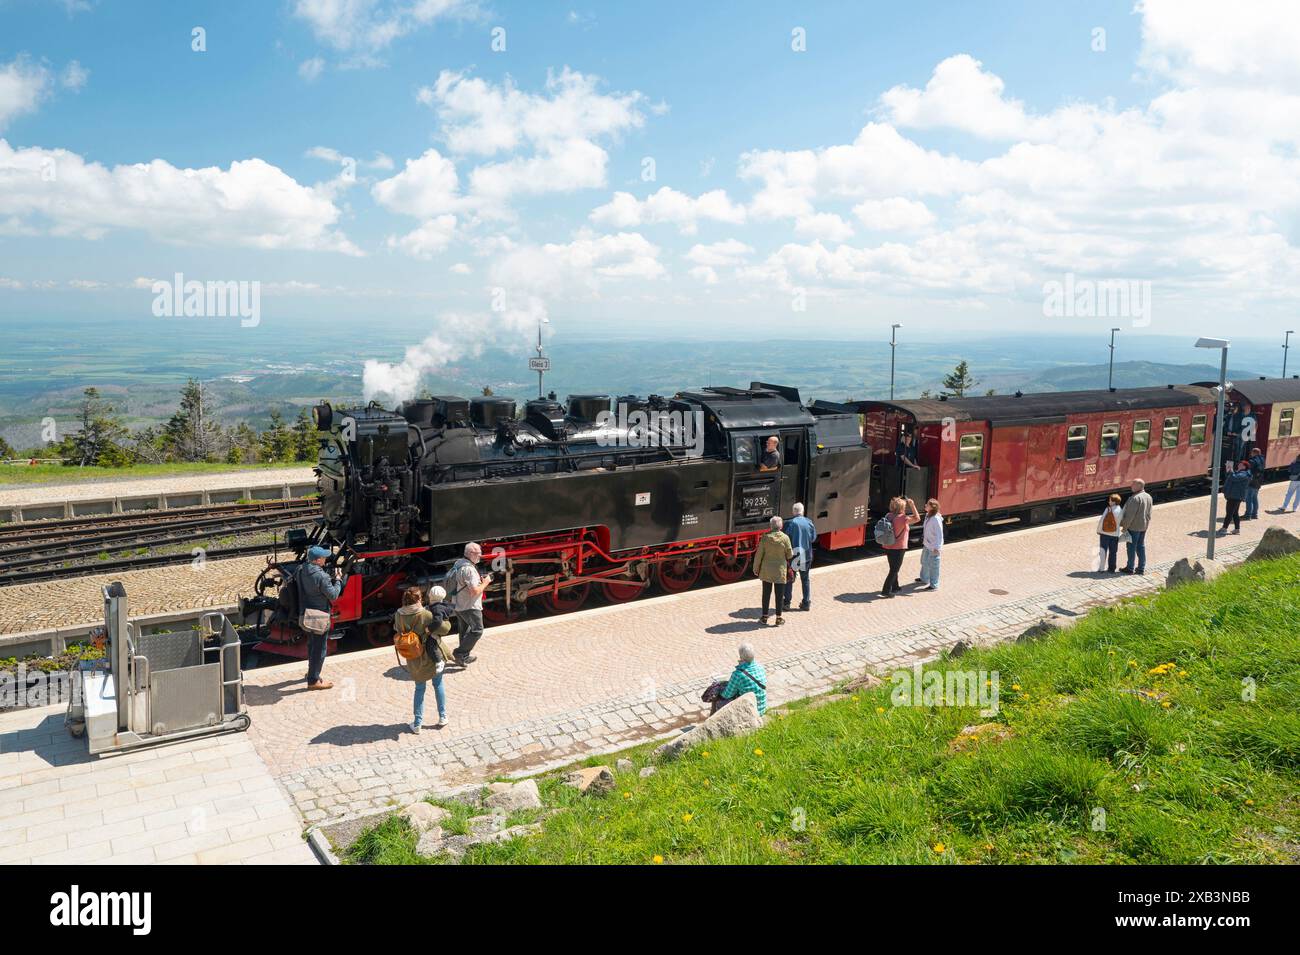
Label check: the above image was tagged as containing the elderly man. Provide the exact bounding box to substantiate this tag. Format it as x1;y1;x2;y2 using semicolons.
299;545;341;690
1120;479;1154;575
716;643;767;716
782;502;816;612
446;542;493;665
758;435;780;471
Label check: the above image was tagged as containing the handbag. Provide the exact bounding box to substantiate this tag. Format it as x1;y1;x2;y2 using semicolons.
300;608;331;635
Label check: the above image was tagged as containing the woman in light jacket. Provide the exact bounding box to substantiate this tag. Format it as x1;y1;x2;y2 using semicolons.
1096;493;1123;573
393;586;449;733
753;515;793;626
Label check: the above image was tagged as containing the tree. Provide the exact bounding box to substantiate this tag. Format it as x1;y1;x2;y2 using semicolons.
163;379;222;462
291;408;317;461
63;387;130;467
0;435;13;460
260;409;294;462
481;385;494;396
941;361;980;399
227;422;259;464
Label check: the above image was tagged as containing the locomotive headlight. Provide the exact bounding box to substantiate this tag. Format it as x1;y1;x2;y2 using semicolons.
313;402;333;431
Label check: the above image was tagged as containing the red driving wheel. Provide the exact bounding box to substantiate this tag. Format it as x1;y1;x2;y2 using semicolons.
599;578;644;603
536;581;591;614
656;555;703;593
482;600;526;625
708;550;751;584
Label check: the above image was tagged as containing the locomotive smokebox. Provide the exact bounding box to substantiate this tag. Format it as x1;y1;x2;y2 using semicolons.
568;394;612;421
470;396;518;428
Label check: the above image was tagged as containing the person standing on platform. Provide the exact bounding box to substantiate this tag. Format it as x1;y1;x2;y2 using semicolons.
1120;479;1153;575
917;498;944;590
782;502;817;612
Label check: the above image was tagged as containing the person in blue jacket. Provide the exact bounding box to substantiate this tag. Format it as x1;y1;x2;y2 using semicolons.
782;502;817;612
1221;462;1251;535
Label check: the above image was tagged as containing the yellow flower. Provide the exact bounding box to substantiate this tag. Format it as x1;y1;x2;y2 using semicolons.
1245;798;1254;806
1128;659;1138;668
933;842;946;854
1161;701;1172;708
984;843;994;851
702;779;711;787
701;750;710;758
682;813;693;823
753;748;764;756
652;854;664;864
623;791;632;799
875;706;885;714
1011;684;1021;691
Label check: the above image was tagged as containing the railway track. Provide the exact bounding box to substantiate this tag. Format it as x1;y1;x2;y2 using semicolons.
0;498;320;585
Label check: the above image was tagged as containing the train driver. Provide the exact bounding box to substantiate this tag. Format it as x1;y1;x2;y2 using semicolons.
758;435;781;471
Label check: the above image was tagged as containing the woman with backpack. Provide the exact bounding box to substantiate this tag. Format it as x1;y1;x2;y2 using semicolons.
393;585;450;733
879;496;920;598
753;515;793;625
1096;493;1124;572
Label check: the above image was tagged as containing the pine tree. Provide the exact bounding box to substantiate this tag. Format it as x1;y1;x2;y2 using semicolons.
291;408;317;461
941;361;979;398
260;409;293;462
163;379;222;462
0;435;13;459
64;387;129;467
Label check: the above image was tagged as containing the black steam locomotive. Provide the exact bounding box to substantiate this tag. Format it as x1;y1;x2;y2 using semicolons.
242;384;872;649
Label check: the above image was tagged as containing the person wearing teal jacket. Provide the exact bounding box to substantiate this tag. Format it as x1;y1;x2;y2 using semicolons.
720;643;767;716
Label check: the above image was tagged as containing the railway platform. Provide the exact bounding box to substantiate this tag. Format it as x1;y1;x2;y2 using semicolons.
1;481;1295;863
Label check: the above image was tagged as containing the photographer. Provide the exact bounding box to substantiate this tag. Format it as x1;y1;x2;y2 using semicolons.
299;545;342;690
447;542;494;666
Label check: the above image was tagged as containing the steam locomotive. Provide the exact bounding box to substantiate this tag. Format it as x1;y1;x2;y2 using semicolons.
241;384;872;650
240;374;1300;654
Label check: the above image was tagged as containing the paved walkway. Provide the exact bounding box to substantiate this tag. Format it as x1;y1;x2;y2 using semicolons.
244;483;1294;824
2;481;1293;861
0;466;314;508
0;711;314;865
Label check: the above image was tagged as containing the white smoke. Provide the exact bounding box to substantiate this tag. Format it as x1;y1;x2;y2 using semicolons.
361;297;549;405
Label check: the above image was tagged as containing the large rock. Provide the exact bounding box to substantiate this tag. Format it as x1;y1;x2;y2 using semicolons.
1247;527;1300;562
413;827;445;855
563;766;615;795
1017;617;1072;643
615;758;634;773
652;692;763;761
1166;556;1227;588
428;823;543;862
483;778;542;812
468;813;507;836
638;766;657;779
399;801;451;833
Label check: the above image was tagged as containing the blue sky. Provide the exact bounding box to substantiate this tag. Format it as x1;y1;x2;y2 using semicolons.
2;0;1298;388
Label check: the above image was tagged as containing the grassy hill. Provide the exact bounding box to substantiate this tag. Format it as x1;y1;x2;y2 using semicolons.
352;552;1300;865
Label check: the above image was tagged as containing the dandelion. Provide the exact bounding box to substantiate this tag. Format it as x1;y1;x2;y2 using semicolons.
753;748;764;757
702;779;711;787
652;854;664;864
1127;659;1138;668
1245;799;1254;806
875;706;885;714
623;791;632;799
682;813;693;823
1161;700;1171;708
1011;684;1021;691
700;750;710;758
933;842;946;854
985;843;994;851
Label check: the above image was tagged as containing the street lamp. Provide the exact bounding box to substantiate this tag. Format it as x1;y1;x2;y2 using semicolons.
1195;336;1230;560
1284;330;1295;378
889;324;901;400
534;316;551;398
1108;327;1120;391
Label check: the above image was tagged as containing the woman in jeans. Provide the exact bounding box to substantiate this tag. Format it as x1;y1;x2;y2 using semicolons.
1221;462;1251;535
881;496;920;597
393;586;449;732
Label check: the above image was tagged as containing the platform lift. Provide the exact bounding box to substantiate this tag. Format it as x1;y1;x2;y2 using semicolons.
69;582;250;754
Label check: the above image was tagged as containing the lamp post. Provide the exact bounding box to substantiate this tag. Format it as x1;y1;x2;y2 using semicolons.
1195;337;1230;559
532;316;551;398
889;324;901;400
1108;327;1120;391
1285;330;1295;378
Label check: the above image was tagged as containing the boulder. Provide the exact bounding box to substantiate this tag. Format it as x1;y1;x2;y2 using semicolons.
1166;556;1227;588
652;692;763;761
399;801;451;833
483;778;542;812
468;813;507;836
638;766;657;778
948;640;971;660
431;823;543;862
1247;526;1300;562
413;827;444;856
615;758;634;774
563;765;615;795
1017;618;1065;643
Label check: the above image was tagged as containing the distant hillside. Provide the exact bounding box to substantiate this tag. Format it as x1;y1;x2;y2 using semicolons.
982;361;1261;395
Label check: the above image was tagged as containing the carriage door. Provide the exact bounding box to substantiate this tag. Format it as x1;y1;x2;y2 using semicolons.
779;428;803;514
985;425;1027;510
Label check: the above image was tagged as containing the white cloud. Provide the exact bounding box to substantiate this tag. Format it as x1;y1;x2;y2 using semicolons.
491;230;664;296
293;0;481;58
61;60;89;91
590;186;746;234
67;278;106;289
371;148;460;217
0;56;50;131
852;197;935;232
298;56;325;82
0;140;361;254
689;265;717;284
0;277;25;289
385;214;457;259
880;54;1033;140
1138;0;1300;88
449;262;471;274
794;212;854;242
685;239;753;267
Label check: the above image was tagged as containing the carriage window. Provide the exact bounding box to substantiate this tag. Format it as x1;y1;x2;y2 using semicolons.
1162;416;1181;449
1066;425;1088;460
732;436;755;466
1280;409;1295;438
1132;419;1150;453
1100;422;1120;456
1190;414;1208;445
958;433;984;472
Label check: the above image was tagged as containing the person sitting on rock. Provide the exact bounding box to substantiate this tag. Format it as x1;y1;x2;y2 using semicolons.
717;643;767;716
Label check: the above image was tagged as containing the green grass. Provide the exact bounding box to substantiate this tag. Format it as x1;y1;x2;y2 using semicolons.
0;461;302;487
353;554;1300;865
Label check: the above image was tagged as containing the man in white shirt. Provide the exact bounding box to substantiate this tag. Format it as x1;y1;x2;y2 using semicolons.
447;542;493;665
917;498;944;591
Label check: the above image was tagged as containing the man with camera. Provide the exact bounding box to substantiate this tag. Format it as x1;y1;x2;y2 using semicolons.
447;541;494;666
